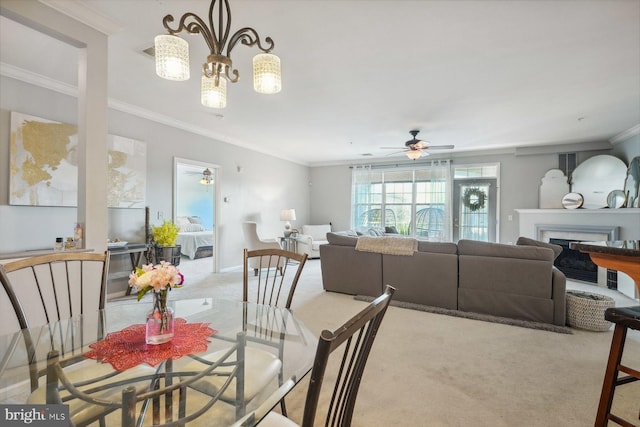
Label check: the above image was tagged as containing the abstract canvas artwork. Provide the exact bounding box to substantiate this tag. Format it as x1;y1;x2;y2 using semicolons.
107;135;146;208
9;111;146;208
10;112;78;206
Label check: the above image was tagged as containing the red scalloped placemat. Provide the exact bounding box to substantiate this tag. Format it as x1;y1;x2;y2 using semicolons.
85;318;217;371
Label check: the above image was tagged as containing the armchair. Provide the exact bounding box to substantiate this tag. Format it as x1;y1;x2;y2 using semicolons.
242;222;284;276
295;224;331;259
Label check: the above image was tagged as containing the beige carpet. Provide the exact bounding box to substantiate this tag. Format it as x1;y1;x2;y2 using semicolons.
108;257;640;426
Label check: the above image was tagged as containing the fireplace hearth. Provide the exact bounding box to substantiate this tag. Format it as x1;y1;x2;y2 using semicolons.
516;209;638;300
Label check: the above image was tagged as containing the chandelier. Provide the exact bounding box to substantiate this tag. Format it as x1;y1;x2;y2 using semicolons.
199;168;214;185
154;0;281;109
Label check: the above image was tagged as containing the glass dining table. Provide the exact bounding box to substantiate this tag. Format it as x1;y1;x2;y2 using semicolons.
0;297;317;426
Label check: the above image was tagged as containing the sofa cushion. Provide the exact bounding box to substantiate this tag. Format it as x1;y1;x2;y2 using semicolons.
516;237;562;260
457;239;554;262
326;232;359;247
416;240;458;255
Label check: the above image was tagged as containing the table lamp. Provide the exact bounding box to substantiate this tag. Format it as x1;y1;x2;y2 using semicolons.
280;208;296;237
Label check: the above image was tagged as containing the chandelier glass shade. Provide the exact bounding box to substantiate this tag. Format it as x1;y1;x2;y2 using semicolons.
201;75;227;109
154;0;281;108
154;35;190;81
253;53;282;94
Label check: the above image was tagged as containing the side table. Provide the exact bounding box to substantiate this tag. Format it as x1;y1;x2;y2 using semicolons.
279;236;298;254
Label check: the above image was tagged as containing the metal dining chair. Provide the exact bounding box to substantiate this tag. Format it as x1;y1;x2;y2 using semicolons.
0;252;152;426
44;333;247;426
260;285;396;427
0;252;110;331
0;252;110;390
185;248;308;418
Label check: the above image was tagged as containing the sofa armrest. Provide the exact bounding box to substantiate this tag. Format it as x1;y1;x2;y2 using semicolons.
295;234;313;246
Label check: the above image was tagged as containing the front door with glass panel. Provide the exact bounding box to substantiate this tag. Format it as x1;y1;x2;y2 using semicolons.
453;179;497;242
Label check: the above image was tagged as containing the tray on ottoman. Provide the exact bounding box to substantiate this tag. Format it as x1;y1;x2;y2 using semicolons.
566;290;615;331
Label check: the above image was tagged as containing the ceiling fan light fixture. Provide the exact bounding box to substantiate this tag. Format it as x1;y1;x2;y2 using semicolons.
253;53;282;94
154;34;190;81
199;168;214;185
406;150;423;160
201;75;227;109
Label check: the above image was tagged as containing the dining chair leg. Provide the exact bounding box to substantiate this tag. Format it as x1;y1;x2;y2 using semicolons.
595;324;626;427
122;386;137;427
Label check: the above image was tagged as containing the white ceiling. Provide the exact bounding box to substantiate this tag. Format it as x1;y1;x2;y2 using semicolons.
2;0;639;166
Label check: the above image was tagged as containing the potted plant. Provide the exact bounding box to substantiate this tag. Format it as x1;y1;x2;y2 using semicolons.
152;220;182;265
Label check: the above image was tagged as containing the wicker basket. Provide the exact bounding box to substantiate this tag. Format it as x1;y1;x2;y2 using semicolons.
566;290;615;331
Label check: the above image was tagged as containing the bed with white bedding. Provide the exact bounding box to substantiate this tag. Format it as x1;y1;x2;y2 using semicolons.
176;217;214;259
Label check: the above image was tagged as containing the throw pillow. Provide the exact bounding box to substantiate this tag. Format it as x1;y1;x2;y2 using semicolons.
188;216;203;224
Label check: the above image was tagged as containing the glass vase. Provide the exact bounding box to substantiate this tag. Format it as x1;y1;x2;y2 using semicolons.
145;290;174;345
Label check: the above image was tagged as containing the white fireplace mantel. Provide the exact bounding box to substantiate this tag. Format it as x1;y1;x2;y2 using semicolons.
516;208;639;300
516;208;640;241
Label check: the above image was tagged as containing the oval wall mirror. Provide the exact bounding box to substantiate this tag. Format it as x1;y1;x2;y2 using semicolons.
562;192;584;209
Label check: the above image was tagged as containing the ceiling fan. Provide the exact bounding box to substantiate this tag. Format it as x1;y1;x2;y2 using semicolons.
381;130;455;160
182;167;215;185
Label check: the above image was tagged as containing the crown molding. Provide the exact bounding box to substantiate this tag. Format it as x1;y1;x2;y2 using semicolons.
38;0;122;35
1;62;308;166
1;62;77;96
610;124;640;144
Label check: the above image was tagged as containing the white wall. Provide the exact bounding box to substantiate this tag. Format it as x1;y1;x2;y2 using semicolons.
0;77;310;270
309;141;636;244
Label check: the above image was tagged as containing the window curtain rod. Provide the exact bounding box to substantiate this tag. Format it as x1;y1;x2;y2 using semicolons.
349;159;452;170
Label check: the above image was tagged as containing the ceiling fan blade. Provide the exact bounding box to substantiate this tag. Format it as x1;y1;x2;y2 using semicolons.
380;146;406;149
424;145;455;150
385;150;407;156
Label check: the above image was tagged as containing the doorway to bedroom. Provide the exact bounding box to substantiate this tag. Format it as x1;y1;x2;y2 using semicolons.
174;158;218;272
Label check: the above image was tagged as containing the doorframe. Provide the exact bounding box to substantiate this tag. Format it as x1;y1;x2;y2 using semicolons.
173;157;220;272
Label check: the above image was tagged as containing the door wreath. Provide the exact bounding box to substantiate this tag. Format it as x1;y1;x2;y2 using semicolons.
462;188;486;212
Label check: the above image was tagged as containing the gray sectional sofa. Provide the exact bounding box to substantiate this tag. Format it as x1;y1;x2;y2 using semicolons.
320;233;566;326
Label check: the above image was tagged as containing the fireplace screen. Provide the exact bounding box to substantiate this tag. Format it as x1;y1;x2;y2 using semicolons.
550;238;598;283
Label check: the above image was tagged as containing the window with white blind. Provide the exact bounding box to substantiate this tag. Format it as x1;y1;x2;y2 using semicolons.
351;160;452;241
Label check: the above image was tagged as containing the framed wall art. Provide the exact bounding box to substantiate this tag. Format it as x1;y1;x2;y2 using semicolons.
9;111;147;208
10;112;78;206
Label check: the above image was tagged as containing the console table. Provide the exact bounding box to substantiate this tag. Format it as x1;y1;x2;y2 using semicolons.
107;243;149;295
